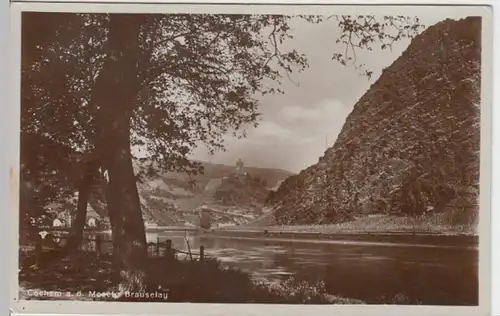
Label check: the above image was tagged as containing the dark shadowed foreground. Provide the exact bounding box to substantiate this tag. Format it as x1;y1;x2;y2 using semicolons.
18;248;363;304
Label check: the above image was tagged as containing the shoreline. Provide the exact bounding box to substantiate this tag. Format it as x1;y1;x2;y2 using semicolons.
200;229;478;248
37;226;478;238
214;227;477;236
34;222;478;248
35;226;478;238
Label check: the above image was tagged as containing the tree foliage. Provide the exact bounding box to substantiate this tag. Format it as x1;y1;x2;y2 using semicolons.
331;15;424;78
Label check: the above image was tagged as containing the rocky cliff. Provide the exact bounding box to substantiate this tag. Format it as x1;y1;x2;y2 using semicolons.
268;17;481;228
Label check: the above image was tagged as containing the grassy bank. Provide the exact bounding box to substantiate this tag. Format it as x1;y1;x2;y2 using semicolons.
18;249;363;304
234;213;476;236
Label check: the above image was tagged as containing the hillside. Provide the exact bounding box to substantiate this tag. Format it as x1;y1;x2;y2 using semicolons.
266;17;481;233
138;161;293;227
191;162;293;189
42;160;294;228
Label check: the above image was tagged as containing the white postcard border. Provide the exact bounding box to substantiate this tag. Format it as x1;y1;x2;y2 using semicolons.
7;2;494;316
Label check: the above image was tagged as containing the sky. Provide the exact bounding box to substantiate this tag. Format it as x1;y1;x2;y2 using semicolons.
190;12;469;173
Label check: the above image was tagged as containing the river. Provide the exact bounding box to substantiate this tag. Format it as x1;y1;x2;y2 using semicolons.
70;229;478;305
128;230;477;305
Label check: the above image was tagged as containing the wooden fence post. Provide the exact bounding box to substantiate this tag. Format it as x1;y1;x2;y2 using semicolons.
165;239;172;258
199;245;204;262
35;235;42;266
95;235;102;258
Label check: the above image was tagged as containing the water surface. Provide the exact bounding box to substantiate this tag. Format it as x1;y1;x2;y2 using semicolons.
140;231;478;305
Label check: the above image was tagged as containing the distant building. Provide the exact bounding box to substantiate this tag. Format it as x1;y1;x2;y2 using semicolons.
52;218;65;227
87;217;98;227
86;207;101;228
235;158;247;175
145;222;158;230
55;208;73;228
47;204;106;229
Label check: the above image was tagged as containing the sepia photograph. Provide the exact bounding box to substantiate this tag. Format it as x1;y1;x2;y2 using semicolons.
10;2;493;315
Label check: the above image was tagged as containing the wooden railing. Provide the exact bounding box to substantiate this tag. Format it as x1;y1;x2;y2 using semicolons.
146;237;205;261
31;234;205;263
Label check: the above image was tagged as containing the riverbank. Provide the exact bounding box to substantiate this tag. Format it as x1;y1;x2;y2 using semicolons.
227;213;477;235
37;213;477;249
41;212;477;238
201;230;477;248
18;250;364;304
209;213;477;248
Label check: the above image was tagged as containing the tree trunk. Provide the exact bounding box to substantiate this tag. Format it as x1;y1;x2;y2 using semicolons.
104;122;148;293
90;14;148;292
63;159;99;257
105;181;122;259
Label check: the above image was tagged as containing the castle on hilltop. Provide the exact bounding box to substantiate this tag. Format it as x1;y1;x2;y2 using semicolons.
235;158;247;175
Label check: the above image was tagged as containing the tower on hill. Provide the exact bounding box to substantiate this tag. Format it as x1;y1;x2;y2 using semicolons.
235;158;246;175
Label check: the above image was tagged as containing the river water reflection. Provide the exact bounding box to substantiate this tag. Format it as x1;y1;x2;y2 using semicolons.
139;231;478;305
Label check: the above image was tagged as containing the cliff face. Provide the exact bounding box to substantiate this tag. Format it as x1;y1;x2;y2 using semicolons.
269;17;481;227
